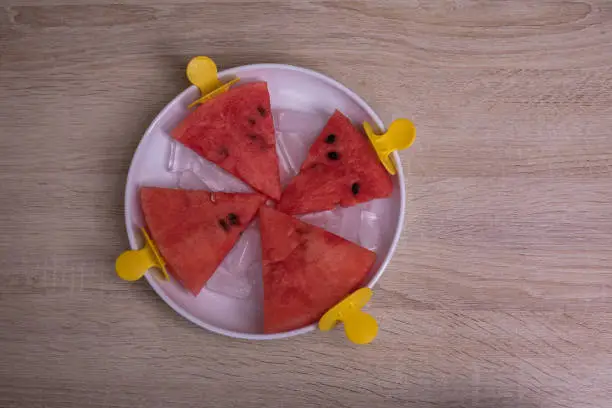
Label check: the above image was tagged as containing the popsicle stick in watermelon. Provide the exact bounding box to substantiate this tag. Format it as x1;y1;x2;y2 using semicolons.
259;206;376;333
140;187;266;295
171;82;282;200
278;110;394;215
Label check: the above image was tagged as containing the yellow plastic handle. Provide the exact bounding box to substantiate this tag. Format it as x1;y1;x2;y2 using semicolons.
115;228;168;282
364;118;416;175
186;56;221;95
344;310;378;345
319;288;378;345
116;247;157;281
185;56;240;108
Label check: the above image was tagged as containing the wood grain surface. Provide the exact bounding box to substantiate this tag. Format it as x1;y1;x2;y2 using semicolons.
1;1;612;407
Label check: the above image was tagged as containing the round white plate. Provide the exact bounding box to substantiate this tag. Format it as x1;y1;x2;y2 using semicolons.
124;64;405;340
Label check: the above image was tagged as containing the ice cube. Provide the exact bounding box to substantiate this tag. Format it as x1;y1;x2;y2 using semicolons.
274;109;327;182
205;223;261;299
358;201;384;251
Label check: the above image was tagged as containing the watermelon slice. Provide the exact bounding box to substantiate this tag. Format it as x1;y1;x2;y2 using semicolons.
278;110;393;215
259;206;376;333
172;82;282;200
140;187;265;295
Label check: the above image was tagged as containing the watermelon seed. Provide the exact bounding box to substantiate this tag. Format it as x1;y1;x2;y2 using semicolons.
327;151;340;160
218;219;230;231
351;182;360;195
257;106;267;117
219;147;229;158
210;192;216;203
325;134;336;144
227;213;240;225
248;118;256;125
248;134;258;140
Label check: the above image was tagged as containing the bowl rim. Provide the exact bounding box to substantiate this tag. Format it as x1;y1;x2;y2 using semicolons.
125;63;406;340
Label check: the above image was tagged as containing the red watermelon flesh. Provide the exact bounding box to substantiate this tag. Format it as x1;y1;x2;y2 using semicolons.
259;206;376;333
278;110;393;215
172;82;282;200
140;187;265;295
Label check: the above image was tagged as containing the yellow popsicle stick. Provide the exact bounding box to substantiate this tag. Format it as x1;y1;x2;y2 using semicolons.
186;56;222;95
116;228;168;282
185;56;240;108
319;288;378;345
363;119;416;175
187;78;240;108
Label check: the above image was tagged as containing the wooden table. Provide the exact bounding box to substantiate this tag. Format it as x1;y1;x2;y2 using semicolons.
2;1;611;407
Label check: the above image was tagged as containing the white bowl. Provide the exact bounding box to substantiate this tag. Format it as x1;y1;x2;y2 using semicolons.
124;64;405;340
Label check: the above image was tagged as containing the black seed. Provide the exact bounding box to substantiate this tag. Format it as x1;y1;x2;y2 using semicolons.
257;106;267;117
227;213;240;225
351;182;360;195
325;134;336;144
327;151;339;160
248;118;256;125
218;219;229;231
219;147;229;157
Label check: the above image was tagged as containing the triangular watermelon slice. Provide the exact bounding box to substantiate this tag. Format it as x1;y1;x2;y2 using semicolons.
278;110;393;215
172;82;282;200
259;206;376;333
140;187;265;295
